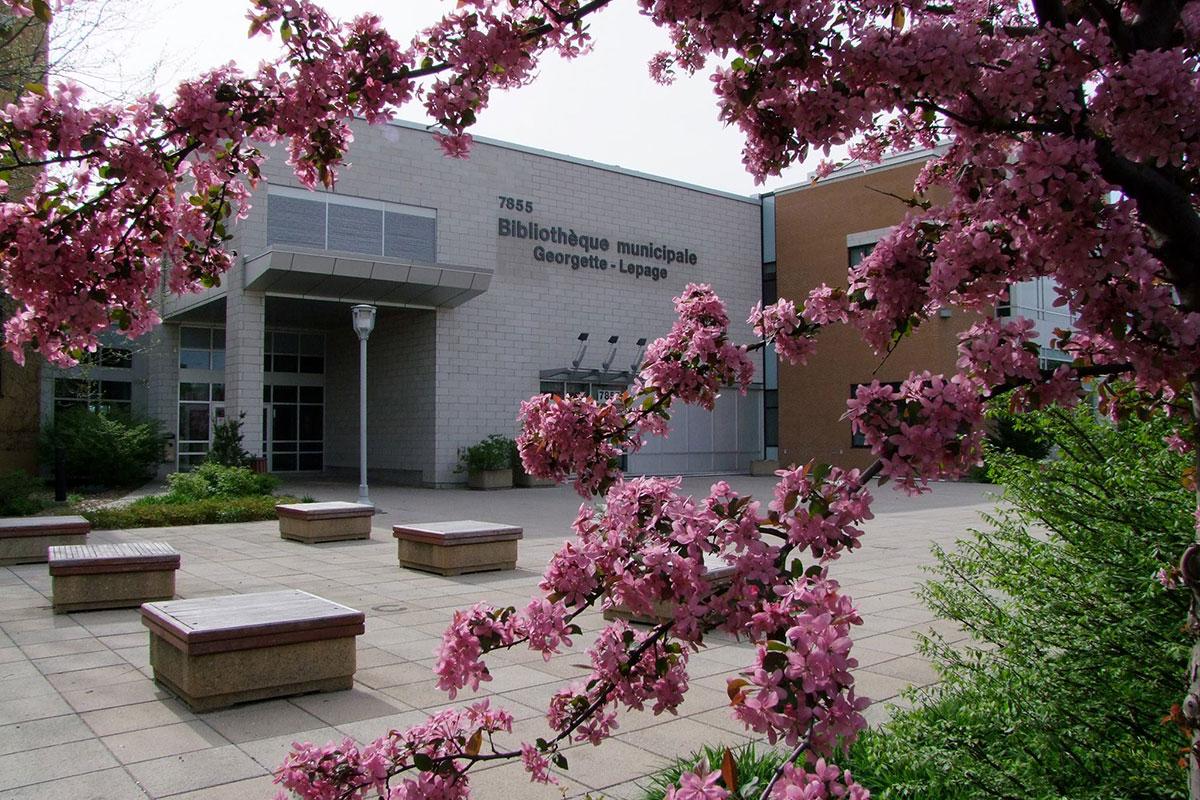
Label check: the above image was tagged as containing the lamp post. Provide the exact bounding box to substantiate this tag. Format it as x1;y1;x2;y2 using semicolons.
351;304;377;507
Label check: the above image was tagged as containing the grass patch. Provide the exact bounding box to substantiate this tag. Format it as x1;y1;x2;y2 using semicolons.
84;494;300;529
634;743;787;800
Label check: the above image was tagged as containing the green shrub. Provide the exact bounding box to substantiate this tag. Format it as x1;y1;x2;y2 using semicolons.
40;409;164;488
0;469;48;516
165;462;279;501
844;407;1191;799
461;434;514;472
635;744;787;800
84;494;300;529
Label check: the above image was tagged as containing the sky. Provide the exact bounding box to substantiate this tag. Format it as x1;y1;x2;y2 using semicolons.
53;0;819;197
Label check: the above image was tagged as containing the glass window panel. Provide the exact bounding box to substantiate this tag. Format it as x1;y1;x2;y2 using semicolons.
180;349;210;370
100;381;132;401
298;453;323;471
273;332;299;354
273;453;297;471
179;382;209;401
180;327;211;349
327;203;383;255
180;405;210;440
211;329;226;350
211;383;225;402
848;243;875;268
55;378;95;399
539;382;564;396
55;399;88;414
272;404;298;439
272;385;297;403
267;195;327;249
263;385;272;402
99;348;133;368
299;356;324;374
300;334;323;355
263;353;273;372
298;386;323;403
566;382;588;396
211;351;226;371
298;405;323;440
384;212;436;262
299;440;323;452
271;355;298;373
264;332;273;353
99;402;132;419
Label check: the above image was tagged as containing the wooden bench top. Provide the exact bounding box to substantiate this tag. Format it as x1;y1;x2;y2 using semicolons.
141;590;365;655
275;501;375;520
49;542;180;575
393;520;523;545
0;515;90;538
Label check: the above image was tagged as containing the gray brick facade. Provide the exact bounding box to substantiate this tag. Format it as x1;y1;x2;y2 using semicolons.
92;120;764;484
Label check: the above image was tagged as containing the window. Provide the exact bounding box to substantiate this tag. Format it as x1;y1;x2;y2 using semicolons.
79;346;133;368
266;186;437;263
54;378;133;417
849;381;902;448
180;326;225;371
264;383;324;471
177;382;225;470
848;242;875;268
265;331;324;374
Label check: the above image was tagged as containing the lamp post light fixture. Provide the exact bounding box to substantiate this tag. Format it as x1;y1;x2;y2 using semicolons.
351;304;377;508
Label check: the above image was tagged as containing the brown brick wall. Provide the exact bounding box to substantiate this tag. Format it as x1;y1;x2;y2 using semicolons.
774;159;977;470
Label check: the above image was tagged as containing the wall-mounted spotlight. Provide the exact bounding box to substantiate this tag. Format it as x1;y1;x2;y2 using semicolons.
630;337;648;373
571;332;590;369
601;335;620;371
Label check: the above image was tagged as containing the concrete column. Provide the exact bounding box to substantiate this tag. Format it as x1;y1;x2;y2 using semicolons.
224;281;265;457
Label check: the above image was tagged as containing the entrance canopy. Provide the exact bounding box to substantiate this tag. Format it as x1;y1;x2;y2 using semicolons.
244;246;492;308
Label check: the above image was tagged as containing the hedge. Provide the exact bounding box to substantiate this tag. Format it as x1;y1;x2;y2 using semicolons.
84;494;300;530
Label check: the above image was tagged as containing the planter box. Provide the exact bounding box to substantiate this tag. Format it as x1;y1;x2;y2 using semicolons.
49;542;179;613
0;515;89;566
467;468;513;490
141;590;364;712
749;459;780;477
276;501;373;544
514;471;556;488
393;520;522;576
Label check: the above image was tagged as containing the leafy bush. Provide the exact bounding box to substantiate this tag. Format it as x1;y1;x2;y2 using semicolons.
206;413;252;467
968;408;1053;482
84;494;300;529
461;434;514;472
165;462;279;501
40;409;164;488
635;744;787;800
844;407;1191;799
0;469;48;515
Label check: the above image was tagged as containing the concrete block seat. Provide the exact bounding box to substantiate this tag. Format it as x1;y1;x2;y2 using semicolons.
393;520;523;576
276;501;374;544
49;542;180;613
141;589;365;712
0;515;89;566
603;555;736;625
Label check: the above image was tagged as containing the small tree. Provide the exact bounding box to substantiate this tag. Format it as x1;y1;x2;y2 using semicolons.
206;412;251;468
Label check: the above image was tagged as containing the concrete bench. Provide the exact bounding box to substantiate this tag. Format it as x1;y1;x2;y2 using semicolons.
603;556;736;625
49;542;180;613
392;520;522;576
141;589;365;712
0;515;89;566
276;501;374;544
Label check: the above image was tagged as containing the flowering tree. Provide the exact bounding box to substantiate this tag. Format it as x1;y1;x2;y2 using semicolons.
1;0;1199;796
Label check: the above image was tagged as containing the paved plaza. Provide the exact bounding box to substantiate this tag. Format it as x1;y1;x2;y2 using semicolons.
0;477;994;799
